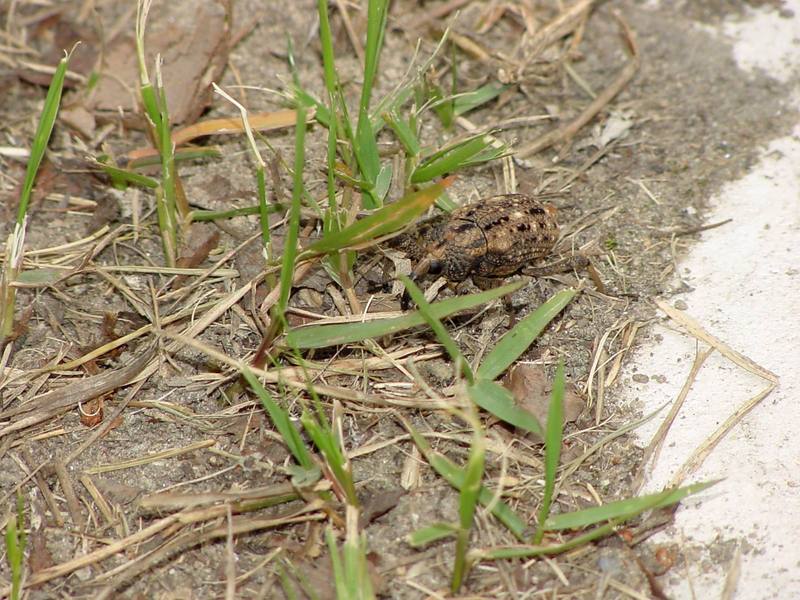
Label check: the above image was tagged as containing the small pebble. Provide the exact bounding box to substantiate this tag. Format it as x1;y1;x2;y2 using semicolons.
674;299;688;310
632;373;650;383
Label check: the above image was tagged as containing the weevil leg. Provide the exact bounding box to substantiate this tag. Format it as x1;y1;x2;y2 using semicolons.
472;275;519;326
523;254;605;293
401;256;432;310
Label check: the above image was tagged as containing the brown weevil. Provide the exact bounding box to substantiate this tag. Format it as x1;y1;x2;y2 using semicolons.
390;193;560;308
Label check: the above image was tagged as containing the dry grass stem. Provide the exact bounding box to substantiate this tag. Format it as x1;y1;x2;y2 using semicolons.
85;439;217;474
655;299;778;384
633;346;714;492
670;383;776;488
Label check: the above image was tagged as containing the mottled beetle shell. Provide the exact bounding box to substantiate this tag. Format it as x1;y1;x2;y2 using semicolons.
391;193;559;282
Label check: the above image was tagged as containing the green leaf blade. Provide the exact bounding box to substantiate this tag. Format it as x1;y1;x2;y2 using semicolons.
241;367;314;470
477;289;576;381
401;276;473;383
303;178;452;256
17;51;72;223
285;281;522;349
533;363;565;543
408;522;457;547
411;134;494;184
467;380;542;438
545;480;721;531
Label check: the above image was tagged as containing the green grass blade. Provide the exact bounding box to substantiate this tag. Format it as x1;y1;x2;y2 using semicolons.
157;85;180;218
408;522;457;547
16;50;72;224
285;281;522;349
453;83;509;116
15;268;60;286
405;421;527;539
435;191;459;212
374;163;393;201
545;480;720;531
429;83;454;129
256;165;271;256
353;0;390;208
325;527;346;599
477;289;576;381
467;379;542;438
355;113;380;207
93;160;159;189
293;85;331;127
153;185;177;265
452;429;485;592
347;513;376;599
478;481;720;562
190;204;283;222
477;521;621;561
360;0;389;110
301;177;452;257
533;364;565;544
277;105;307;322
434;451;526;540
240;367;314;470
457;143;510;170
317;0;339;98
301;411;358;505
316;0;341;218
401;276;473;384
383;110;421;156
6;492;27;600
411;134;496;184
125;146;222;170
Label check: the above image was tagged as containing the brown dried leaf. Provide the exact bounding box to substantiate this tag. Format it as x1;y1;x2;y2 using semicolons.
92;4;229;125
28;524;54;574
502;363;585;441
60;104;96;139
88;194;120;232
92;476;144;506
171;224;220;289
359;488;405;528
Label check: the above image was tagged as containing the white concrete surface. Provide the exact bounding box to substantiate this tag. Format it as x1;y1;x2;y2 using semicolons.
622;3;800;599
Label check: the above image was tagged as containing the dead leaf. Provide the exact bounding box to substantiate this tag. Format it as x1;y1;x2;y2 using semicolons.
172;224;220;288
60;104;96;139
124;109;314;163
88;194;120;232
28;524;54;574
92;476;144;506
91;4;230;125
502;364;585;441
0;342;156;438
282;557;336;600
359;488;405;528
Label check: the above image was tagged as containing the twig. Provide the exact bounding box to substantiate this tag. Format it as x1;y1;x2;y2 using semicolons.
0;343;156;438
670;383;776;487
334;0;364;63
652;218;733;237
632;346;714;493
720;543;742;600
655;299;778;383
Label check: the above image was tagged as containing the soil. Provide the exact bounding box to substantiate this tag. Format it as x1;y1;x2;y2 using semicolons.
0;1;794;598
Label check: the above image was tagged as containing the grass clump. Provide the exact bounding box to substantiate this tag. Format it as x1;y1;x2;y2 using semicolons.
1;49;73;349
